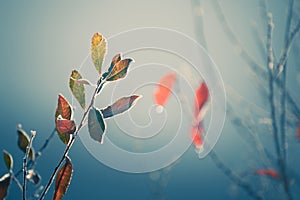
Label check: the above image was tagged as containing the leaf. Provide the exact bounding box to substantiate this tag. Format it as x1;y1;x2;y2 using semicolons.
70;77;92;86
88;107;106;143
2;150;13;171
255;169;280;179
69;70;85;109
17;127;35;161
91;33;107;75
154;72;177;106
55;94;72;144
56;117;76;135
0;173;10;200
102;53;121;79
101;95;142;118
297;126;300;140
53;157;73;200
106;58;133;81
190;122;204;150
26;169;41;185
194;82;209;118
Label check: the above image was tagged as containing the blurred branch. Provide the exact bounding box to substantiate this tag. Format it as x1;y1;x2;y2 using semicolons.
191;0;207;48
280;0;294;178
209;151;263;200
267;13;292;200
211;0;300;120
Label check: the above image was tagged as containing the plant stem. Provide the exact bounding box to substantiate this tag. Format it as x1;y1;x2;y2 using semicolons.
15;128;56;178
23;131;36;200
39;79;105;200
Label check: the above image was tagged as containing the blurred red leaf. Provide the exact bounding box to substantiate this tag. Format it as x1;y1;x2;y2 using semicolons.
255;169;280;179
53;157;73;200
190;122;204;149
154;72;177;106
194;82;209;118
297;126;300;140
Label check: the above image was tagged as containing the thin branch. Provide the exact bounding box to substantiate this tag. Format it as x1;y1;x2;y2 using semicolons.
15;128;57;178
267;13;293;200
280;0;294;179
39;79;105;200
209;150;263;200
10;171;23;192
211;0;300;120
191;0;207;48
23;130;36;200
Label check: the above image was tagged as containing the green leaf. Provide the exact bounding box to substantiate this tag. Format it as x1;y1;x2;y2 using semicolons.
106;58;133;81
101;95;142;118
26;169;41;185
88;107;106;143
69;70;85;109
0;173;10;200
3;150;13;171
53;157;73;200
55;94;72;144
91;33;107;75
17;126;35;161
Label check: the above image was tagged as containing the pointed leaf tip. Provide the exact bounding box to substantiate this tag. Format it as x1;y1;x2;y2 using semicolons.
53;157;73;200
69;70;86;109
101;95;142;118
91;33;107;75
88;107;106;143
3;150;13;171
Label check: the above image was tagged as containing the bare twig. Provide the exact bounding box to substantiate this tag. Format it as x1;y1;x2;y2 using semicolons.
267;13;293;200
11;171;23;192
209;151;263;200
15;128;56;178
39;79;105;200
280;0;294;179
23;130;36;200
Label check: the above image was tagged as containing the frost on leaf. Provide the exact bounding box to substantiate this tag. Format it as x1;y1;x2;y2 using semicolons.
101;95;142;118
17;126;35;161
55;94;72;145
0;173;10;200
69;70;85;109
154;72;177;107
53;157;73;200
88;107;106;143
91;32;107;75
3;150;13;171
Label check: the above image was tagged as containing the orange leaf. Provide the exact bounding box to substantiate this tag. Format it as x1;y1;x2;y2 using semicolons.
154;72;177;106
194;82;209;118
190;122;204;149
255;169;279;179
53;157;73;200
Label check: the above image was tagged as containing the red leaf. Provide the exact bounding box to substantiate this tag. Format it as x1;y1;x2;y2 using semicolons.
101;95;142;118
0;173;10;200
53;157;73;200
56;118;76;135
154;72;177;106
255;169;280;179
297;126;300;140
194;82;209;118
190;122;204;149
55;94;72;144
